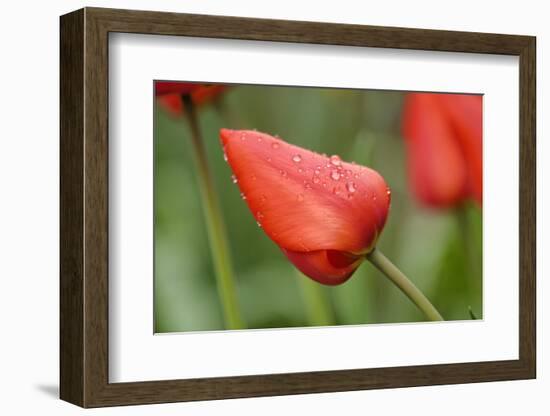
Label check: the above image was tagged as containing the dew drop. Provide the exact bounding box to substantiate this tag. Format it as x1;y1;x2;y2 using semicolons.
298;168;304;174
313;176;320;184
297;193;304;202
240;192;247;200
231;175;238;184
259;194;267;204
271;142;279;150
292;154;302;163
256;211;265;226
304;182;312;190
280;170;287;177
330;155;342;166
346;182;357;193
240;134;246;141
223;151;228;162
330;170;341;181
257;136;263;143
251;175;257;181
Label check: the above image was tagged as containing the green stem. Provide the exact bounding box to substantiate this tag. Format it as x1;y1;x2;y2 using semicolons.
366;248;443;321
183;95;244;330
297;272;335;326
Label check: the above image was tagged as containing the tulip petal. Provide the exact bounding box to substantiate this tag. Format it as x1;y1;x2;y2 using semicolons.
155;82;198;96
281;249;363;285
402;93;469;208
437;94;483;206
220;129;390;255
157;94;183;116
156;85;228;117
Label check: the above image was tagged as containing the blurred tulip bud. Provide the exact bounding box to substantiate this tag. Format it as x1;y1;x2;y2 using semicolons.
155;82;227;117
402;93;482;208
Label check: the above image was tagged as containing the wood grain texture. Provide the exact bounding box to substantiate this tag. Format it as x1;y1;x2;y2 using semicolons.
59;7;537;408
59;8;84;407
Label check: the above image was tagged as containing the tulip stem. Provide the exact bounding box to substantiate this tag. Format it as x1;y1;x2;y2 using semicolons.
366;248;444;321
182;94;245;330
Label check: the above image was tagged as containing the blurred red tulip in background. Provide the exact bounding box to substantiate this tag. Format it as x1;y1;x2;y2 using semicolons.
155;82;199;96
220;129;391;285
402;93;482;208
155;81;227;117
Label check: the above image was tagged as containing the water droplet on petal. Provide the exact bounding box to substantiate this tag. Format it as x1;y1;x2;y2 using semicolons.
223;151;228;162
280;170;287;177
330;155;342;166
304;182;312;190
292;154;302;163
251;175;257;181
256;211;265;227
240;192;247;200
240;134;246;141
346;182;357;193
271;142;279;149
260;194;267;204
298;168;304;173
231;175;238;184
313;176;320;184
297;193;304;202
331;170;341;181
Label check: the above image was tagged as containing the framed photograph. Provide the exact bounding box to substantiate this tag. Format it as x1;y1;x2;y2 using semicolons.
60;7;536;408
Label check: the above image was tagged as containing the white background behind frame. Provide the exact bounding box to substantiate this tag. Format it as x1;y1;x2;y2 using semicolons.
109;33;519;383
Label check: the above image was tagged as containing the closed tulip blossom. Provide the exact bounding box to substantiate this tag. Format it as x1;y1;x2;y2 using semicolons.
220;129;391;285
221;129;442;321
402;93;482;208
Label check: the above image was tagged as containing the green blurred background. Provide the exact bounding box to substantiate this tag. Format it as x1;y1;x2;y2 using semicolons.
154;85;482;333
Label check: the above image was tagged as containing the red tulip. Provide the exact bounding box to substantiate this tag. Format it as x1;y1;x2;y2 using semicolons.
155;82;227;117
220;129;391;285
155;82;199;96
402;93;482;208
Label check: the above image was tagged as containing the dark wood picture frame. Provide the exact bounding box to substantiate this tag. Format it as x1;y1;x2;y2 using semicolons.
60;7;536;408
